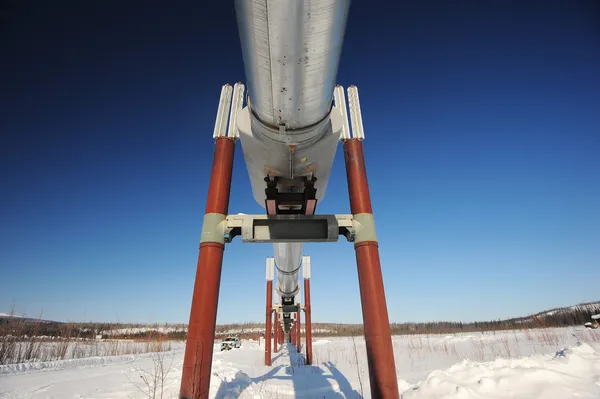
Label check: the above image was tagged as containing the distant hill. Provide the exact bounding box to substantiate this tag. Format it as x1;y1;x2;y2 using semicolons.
213;301;600;337
2;301;599;338
509;301;600;324
0;313;60;324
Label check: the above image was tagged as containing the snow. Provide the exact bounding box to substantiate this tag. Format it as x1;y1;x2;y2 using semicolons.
1;327;599;398
401;343;600;398
592;314;600;320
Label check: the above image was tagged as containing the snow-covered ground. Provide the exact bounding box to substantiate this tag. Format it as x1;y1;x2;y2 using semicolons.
1;327;599;398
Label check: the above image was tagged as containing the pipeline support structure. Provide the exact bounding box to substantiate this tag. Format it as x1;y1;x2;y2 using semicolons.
303;256;313;365
180;134;236;399
180;1;399;397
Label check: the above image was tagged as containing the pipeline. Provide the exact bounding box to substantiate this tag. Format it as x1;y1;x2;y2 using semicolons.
234;0;350;329
181;2;401;397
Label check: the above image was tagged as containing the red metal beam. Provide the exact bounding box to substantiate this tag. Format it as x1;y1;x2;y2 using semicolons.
280;325;284;344
296;310;301;353
304;278;313;365
343;138;399;399
273;313;278;352
265;280;273;366
180;137;236;399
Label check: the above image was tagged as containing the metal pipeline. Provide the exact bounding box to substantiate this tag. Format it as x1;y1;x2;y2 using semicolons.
234;0;350;305
235;0;350;130
273;242;302;297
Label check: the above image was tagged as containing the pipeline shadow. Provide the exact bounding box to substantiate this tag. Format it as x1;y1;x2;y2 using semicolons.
213;344;364;398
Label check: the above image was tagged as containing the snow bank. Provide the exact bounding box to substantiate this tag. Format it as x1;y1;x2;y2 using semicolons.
399;342;600;398
0;346;186;376
0;354;141;375
209;359;264;398
1;327;599;398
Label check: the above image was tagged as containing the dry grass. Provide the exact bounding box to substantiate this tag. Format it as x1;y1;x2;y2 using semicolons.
0;317;176;365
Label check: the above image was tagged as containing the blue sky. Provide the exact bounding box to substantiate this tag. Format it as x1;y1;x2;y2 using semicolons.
1;1;599;324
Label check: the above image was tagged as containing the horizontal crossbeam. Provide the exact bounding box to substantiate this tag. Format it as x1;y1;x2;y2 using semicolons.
223;214;355;243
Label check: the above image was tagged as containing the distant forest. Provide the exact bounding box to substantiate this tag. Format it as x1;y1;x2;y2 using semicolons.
2;302;598;339
215;301;600;337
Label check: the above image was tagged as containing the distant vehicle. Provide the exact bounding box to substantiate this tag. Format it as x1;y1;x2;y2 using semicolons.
221;336;241;351
584;322;598;329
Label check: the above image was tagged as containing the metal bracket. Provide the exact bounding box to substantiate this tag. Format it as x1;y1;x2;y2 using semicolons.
281;305;300;313
264;176;318;215
333;85;365;141
223;214;355;243
213;82;245;139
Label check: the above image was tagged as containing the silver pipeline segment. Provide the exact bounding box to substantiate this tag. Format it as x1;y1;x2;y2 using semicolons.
234;0;350;130
273;242;302;297
234;0;351;306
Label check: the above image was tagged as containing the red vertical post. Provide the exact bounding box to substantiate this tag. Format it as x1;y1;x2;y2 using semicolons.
304;278;313;365
180;137;236;399
343;138;399;399
273;313;278;352
292;320;296;348
292;324;296;346
296;310;301;353
265;280;273;366
280;326;284;344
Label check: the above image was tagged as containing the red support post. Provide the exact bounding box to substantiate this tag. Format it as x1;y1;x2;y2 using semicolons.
292;322;296;348
304;278;313;365
265;280;273;366
180;137;236;399
343;138;400;399
296;310;301;353
273;313;278;352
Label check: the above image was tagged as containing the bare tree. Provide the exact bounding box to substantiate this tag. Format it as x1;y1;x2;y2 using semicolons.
128;351;175;399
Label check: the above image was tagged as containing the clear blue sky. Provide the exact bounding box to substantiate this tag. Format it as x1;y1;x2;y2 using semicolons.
1;1;599;324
